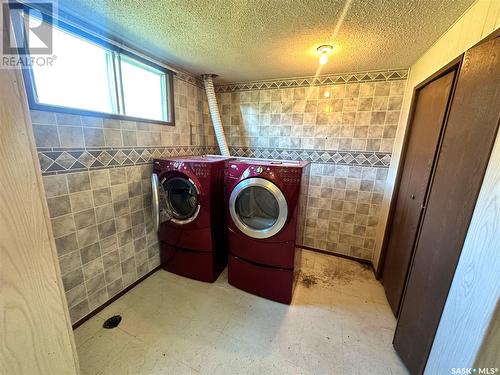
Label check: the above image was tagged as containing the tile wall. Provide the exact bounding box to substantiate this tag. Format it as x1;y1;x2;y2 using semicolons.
29;68;407;323
32;74;216;323
216;70;407;261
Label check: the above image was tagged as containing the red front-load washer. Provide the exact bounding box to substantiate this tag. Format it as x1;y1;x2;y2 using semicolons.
152;155;231;282
225;158;310;303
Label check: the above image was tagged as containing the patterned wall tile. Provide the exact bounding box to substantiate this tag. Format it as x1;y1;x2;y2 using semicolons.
301;163;388;260
30;76;218;151
217;77;407;261
30;67;407;322
30;74;217;324
44;165;160;323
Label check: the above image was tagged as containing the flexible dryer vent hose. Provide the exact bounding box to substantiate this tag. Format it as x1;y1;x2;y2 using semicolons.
202;74;231;156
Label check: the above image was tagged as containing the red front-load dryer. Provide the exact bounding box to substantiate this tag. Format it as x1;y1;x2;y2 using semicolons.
225;158;310;303
152;156;230;282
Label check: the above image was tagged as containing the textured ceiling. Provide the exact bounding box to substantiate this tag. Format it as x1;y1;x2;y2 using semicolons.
56;0;475;83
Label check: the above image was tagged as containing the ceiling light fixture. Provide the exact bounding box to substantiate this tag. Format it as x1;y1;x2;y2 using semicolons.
317;44;334;65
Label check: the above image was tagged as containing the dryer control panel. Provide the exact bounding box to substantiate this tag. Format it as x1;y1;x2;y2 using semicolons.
277;167;302;184
227;162;302;185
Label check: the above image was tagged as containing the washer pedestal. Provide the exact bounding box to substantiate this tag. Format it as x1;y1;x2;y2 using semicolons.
160;242;226;283
228;254;298;304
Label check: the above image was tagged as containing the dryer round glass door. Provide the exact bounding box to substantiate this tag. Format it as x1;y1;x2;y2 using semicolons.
162;176;200;224
229;177;288;239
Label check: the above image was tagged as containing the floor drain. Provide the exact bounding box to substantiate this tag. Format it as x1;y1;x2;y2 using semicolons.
103;315;122;329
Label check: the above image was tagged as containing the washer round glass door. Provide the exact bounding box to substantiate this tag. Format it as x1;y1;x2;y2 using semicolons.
162;176;200;224
229;177;288;239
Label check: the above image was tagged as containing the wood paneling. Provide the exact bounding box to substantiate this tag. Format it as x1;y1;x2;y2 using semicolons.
382;69;455;315
425;127;500;373
394;36;500;375
0;67;79;372
474;304;500;369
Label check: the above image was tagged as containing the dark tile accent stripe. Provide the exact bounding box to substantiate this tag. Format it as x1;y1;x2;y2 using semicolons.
228;147;391;167
38;146;219;175
38;145;391;175
215;69;408;93
175;71;204;88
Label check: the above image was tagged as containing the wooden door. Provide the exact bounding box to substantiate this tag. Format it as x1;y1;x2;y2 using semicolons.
394;36;500;375
382;68;457;316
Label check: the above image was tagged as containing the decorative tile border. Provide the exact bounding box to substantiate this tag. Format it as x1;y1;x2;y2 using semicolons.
174;71;204;88
229;147;391;167
38;145;391;175
215;69;408;93
38;146;218;175
174;68;408;93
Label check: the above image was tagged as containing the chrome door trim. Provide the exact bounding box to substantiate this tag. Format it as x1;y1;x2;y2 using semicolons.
188;178;200;195
151;173;160;232
163;175;201;225
229;177;288;239
170;204;200;225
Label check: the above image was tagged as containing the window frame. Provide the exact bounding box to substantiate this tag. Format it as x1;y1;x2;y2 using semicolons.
12;3;175;126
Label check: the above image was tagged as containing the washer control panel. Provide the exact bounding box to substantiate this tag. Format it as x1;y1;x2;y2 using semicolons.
153;159;213;178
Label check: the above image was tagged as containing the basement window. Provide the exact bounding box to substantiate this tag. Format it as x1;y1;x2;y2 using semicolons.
9;4;174;125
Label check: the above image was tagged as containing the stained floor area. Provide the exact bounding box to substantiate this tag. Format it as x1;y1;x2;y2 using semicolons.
75;250;408;374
